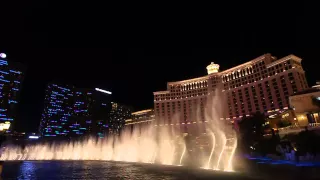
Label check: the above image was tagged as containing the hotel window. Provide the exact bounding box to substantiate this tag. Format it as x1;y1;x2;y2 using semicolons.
289;73;294;81
245;88;249;95
279;102;283;108
292;84;298;93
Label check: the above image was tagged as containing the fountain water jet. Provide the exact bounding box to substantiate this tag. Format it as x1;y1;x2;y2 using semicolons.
205;132;216;169
0;90;238;172
179;145;186;165
226;137;237;171
214;132;227;170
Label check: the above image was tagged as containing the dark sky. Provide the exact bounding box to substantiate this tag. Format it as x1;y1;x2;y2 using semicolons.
1;2;320;132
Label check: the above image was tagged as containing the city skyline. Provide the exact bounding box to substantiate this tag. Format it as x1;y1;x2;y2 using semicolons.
0;48;319;133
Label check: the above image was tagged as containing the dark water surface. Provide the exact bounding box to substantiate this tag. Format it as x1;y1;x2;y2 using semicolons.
2;161;261;180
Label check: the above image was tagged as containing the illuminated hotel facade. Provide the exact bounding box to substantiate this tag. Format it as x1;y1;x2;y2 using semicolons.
153;54;308;129
0;53;25;131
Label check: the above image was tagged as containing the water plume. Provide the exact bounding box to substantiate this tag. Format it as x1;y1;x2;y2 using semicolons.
1;90;238;172
205;132;216;169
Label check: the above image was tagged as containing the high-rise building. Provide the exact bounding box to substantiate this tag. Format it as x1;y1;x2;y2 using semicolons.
71;89;94;136
71;88;111;137
39;84;112;138
153;54;308;130
109;102;132;134
0;53;25;131
89;88;112;138
39;83;74;137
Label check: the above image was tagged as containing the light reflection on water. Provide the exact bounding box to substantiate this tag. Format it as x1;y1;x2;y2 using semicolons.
2;161;247;180
4;161;178;180
18;162;37;179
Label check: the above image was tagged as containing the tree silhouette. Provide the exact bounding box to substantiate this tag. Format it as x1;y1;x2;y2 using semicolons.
238;112;266;153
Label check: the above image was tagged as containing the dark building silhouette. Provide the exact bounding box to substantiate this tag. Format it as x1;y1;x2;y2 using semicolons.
109;102;132;135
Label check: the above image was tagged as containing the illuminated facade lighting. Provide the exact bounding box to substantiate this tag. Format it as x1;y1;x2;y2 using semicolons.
0;55;25;130
206;62;220;74
40;84;112;137
95;88;112;94
0;121;11;131
154;53;308;129
29;135;39;139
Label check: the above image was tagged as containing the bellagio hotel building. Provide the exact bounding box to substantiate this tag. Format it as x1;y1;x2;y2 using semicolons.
153;53;308;127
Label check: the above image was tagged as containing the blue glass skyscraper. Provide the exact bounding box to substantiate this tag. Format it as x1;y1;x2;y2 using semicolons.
0;53;25;131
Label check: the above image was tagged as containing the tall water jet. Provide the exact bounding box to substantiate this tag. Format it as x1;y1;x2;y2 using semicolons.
179;145;186;165
215;132;227;170
0;90;238;172
205;132;216;169
226;137;237;171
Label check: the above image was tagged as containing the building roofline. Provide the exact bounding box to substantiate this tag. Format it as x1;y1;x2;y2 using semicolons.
312;84;320;88
163;54;271;85
153;91;170;95
167;75;210;85
153;53;302;93
266;54;302;68
132;109;153;115
289;89;320;98
220;54;270;74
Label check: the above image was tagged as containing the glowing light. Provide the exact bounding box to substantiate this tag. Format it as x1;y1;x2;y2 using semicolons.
206;62;220;74
29;136;39;139
95;88;112;94
282;113;289;119
0;53;6;58
132;109;153;115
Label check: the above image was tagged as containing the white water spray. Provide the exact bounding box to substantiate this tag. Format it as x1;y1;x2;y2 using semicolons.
215;132;227;170
0;92;238;172
205;132;216;169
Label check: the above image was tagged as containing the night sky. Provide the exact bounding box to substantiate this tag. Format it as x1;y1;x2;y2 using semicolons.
1;2;319;132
